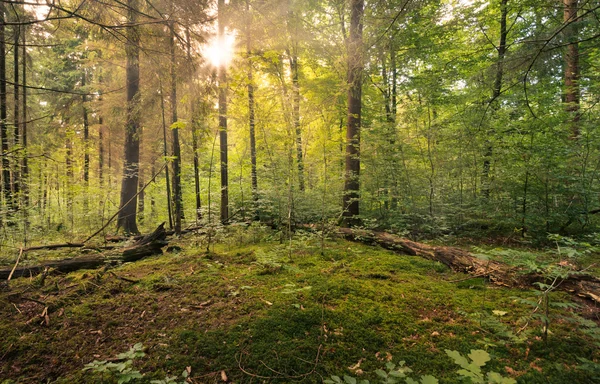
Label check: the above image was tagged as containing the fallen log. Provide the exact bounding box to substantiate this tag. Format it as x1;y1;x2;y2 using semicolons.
334;227;600;304
0;223;168;280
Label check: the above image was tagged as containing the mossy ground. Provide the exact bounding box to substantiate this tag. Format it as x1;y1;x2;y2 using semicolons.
0;228;598;383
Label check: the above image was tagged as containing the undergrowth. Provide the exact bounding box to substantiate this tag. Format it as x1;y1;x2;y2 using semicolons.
0;227;598;383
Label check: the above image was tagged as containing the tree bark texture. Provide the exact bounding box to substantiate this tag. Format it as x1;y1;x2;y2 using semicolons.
117;0;141;235
247;0;258;218
170;23;183;235
564;0;580;137
342;0;364;227
218;0;229;224
0;4;11;209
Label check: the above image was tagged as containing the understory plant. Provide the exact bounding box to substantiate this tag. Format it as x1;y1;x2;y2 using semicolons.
324;349;515;384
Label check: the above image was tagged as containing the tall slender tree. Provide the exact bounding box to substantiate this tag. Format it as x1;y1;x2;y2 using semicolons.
246;0;258;218
218;0;229;224
116;0;141;234
170;21;183;235
564;0;580;137
342;0;364;227
0;3;11;210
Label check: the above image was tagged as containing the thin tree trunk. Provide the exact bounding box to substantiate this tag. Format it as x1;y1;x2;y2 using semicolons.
170;22;183;235
247;0;258;219
187;27;201;223
12;13;19;200
0;4;12;211
99;116;104;187
482;0;508;199
564;0;580;137
342;0;364;227
21;21;27;208
138;168;144;223
116;0;141;235
218;0;229;224
82;71;89;211
160;80;173;230
65;129;73;230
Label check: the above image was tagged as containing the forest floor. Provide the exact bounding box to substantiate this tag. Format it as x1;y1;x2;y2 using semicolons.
0;227;599;383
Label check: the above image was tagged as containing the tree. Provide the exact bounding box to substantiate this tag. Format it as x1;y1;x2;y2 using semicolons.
117;0;142;234
342;0;364;227
170;21;183;235
218;0;229;224
564;0;580;137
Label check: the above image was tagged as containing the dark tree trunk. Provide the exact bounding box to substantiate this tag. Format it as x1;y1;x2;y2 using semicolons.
99;115;104;187
482;0;508;199
82;71;89;212
170;22;183;235
117;0;141;235
12;14;19;200
187;27;201;223
21;22;27;208
160;81;173;230
342;0;364;227
65;130;73;228
0;4;11;210
247;0;258;218
138;169;144;223
289;53;304;192
564;0;580;137
218;0;229;224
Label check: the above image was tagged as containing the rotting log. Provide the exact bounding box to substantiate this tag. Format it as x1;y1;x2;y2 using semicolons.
334;227;600;304
0;223;168;280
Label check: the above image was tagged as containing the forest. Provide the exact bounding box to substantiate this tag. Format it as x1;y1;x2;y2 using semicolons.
1;0;600;383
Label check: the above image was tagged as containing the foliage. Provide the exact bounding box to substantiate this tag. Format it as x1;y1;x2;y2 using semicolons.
82;343;145;384
325;350;515;384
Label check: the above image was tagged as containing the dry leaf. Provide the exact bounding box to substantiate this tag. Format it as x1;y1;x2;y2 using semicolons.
348;358;364;371
220;370;228;382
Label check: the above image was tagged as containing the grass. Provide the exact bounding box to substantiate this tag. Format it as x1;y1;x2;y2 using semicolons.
0;228;598;383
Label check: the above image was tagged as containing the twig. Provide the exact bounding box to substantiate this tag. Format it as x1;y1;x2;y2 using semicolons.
108;271;139;283
7;247;24;282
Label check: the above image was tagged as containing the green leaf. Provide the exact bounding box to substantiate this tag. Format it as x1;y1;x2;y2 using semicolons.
445;350;470;370
492;310;507;316
343;375;357;384
468;350;491;367
405;379;419;384
420;375;439;384
375;369;388;379
487;372;516;384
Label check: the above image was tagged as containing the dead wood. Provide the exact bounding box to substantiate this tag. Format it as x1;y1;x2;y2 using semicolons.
0;223;168;280
335;227;600;303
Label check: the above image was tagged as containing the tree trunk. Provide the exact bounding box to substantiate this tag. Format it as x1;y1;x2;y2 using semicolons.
564;0;580;137
117;0;141;235
342;0;364;227
246;0;258;219
187;27;202;223
21;22;27;208
0;4;12;211
12;13;19;200
98;116;104;187
218;0;229;224
334;227;600;304
160;81;173;230
170;22;183;235
482;0;508;199
82;71;89;211
0;224;168;280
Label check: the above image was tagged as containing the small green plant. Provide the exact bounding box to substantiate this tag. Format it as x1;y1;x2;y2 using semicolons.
83;343;190;384
324;350;515;384
82;343;145;384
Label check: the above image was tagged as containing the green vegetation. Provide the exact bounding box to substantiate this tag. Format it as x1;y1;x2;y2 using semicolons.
1;229;597;382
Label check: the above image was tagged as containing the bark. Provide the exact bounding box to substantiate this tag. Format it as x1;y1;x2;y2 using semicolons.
21;22;27;207
247;0;258;218
187;27;201;223
170;22;183;235
117;0;141;235
0;224;168;280
160;81;173;229
289;52;304;192
482;0;508;199
0;4;11;209
218;0;229;224
564;0;580;137
342;0;364;227
82;72;89;186
335;227;600;304
12;14;19;199
98;115;104;186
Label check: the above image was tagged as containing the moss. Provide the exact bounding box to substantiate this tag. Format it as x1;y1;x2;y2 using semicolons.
0;237;597;383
